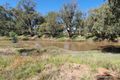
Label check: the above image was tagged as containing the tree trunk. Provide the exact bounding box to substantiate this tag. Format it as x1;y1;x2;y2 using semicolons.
67;29;73;38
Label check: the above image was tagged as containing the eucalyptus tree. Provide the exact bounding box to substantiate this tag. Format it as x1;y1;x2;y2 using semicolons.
0;0;45;36
0;6;16;36
108;0;120;36
39;12;64;37
17;0;36;13
60;1;83;38
108;0;120;16
15;0;42;35
86;3;119;40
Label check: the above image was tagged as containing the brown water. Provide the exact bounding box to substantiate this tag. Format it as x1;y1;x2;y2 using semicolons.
17;40;119;51
0;40;119;51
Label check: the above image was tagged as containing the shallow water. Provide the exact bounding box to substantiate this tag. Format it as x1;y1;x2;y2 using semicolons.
0;40;119;51
18;40;118;51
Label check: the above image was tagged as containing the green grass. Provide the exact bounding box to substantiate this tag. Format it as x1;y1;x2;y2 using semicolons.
48;52;120;70
57;36;70;41
72;35;86;41
57;36;86;42
0;50;120;80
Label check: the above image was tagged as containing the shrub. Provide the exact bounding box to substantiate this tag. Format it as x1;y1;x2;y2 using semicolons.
18;35;29;41
9;31;18;43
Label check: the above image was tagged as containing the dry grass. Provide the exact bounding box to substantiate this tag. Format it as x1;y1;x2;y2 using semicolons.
0;50;120;80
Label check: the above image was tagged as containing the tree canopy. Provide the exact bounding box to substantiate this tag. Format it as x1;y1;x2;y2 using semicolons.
0;0;120;41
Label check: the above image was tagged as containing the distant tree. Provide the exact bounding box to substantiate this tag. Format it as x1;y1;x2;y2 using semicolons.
108;0;120;36
17;0;36;13
60;1;83;38
38;12;64;37
0;0;45;36
45;12;64;37
15;0;42;36
86;4;119;41
74;11;83;35
0;6;16;36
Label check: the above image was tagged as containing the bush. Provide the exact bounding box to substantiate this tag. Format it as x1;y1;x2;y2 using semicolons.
73;35;86;41
18;35;29;41
9;31;18;43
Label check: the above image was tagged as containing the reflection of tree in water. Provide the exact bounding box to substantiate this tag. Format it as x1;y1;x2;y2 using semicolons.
34;42;42;49
102;45;120;53
64;42;70;50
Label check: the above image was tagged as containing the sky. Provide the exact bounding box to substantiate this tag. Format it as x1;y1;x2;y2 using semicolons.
0;0;105;15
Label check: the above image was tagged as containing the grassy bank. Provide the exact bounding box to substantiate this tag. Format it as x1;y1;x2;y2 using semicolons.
0;36;87;42
0;46;120;80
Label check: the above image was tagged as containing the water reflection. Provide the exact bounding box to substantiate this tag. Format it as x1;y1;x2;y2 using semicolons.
31;40;100;51
16;40;117;51
64;42;70;50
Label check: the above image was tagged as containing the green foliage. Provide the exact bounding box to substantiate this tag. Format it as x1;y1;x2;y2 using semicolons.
0;6;16;36
0;0;44;36
0;0;120;40
60;1;83;38
9;31;18;43
86;4;120;41
108;0;120;36
18;35;29;41
17;0;36;12
72;35;86;41
38;12;64;37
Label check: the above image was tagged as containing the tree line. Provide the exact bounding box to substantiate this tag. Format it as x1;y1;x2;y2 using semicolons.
0;0;120;41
